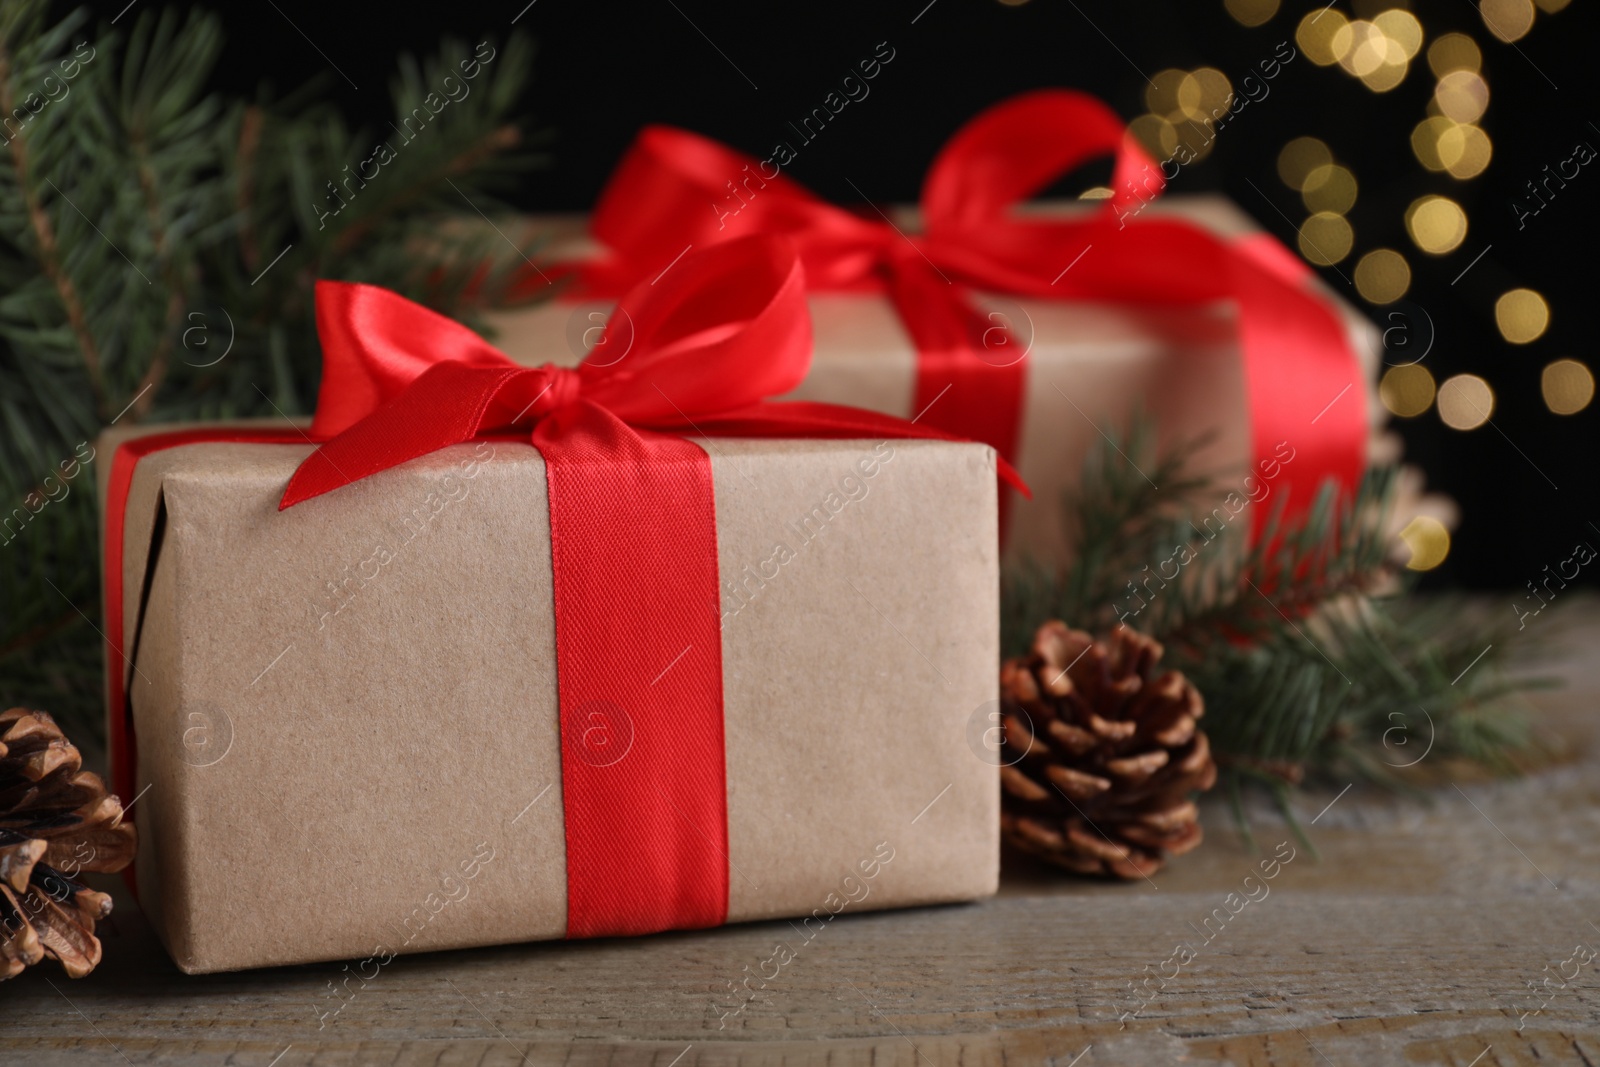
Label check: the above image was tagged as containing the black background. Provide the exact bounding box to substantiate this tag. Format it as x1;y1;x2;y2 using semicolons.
74;0;1600;589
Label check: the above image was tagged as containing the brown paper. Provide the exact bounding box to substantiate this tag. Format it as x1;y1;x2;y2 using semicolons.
100;427;1000;973
485;195;1384;566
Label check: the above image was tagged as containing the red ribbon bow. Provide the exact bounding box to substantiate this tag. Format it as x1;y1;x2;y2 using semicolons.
572;89;1367;535
287;235;1021;507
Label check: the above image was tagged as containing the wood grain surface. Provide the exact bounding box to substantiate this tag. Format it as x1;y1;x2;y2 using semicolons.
5;603;1599;1066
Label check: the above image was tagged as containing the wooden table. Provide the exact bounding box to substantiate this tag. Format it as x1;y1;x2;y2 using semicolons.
8;605;1600;1066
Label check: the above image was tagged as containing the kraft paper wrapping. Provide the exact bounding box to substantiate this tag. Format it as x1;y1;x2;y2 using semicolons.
485;195;1384;566
98;428;999;974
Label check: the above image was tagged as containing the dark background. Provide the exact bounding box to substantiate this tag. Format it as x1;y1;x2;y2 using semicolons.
80;0;1600;589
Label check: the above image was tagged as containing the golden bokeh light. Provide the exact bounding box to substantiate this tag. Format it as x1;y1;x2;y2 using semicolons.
1177;68;1233;121
1334;20;1389;76
1145;69;1188;117
1225;0;1281;27
1481;0;1535;42
1534;0;1571;10
1297;9;1350;65
1332;15;1415;92
1302;163;1358;213
1435;71;1490;123
1428;33;1482;76
1411;116;1456;171
1299;212;1354;265
1380;363;1436;416
1278;136;1333;189
1129;113;1178;159
1078;186;1114;200
1406;195;1468;255
1171;118;1219;162
1373;10;1425;59
1399;516;1451;571
1440;123;1493;180
1355;248;1411;304
1360;57;1410;93
1495;288;1550;344
1542;359;1594;414
1437;373;1495;430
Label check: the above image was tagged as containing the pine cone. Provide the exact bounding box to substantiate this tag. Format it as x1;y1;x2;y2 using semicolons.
0;708;136;979
998;623;1216;880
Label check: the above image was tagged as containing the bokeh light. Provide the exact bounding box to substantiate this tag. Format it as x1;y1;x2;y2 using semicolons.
1435;71;1490;123
1406;195;1468;254
1480;0;1535;42
1437;374;1495;429
1440;124;1493;180
1427;32;1482;77
1373;10;1424;59
1302;163;1358;213
1145;69;1187;116
1334;21;1383;75
1299;212;1354;265
1225;0;1281;26
1399;516;1451;571
1380;363;1436;416
1176;67;1233;125
1297;9;1350;66
1495;288;1550;344
1129;113;1178;158
1278;136;1333;189
1411;116;1456;171
1541;359;1595;414
1355;248;1411;304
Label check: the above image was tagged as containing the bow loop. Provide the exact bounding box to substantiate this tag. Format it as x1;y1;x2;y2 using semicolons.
921;89;1157;235
309;279;513;438
588;126;887;290
582;235;813;422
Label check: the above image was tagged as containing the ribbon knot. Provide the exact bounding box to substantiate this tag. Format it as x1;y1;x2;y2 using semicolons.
519;364;582;423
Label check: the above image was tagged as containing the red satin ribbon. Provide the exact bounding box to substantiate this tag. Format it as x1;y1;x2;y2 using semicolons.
567;89;1367;536
106;236;1020;936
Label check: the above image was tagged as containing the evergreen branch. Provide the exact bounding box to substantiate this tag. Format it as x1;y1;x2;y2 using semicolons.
0;38;108;418
234;104;263;272
1003;414;1542;794
328;122;521;258
0;5;549;742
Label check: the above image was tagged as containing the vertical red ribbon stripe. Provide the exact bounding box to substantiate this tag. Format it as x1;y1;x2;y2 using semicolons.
538;403;730;936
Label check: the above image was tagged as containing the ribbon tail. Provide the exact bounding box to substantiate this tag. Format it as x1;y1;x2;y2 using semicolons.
883;262;1029;534
282;363;531;509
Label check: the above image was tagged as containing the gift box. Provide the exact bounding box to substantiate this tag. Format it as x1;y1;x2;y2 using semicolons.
487;194;1382;567
484;92;1384;566
98;240;1005;974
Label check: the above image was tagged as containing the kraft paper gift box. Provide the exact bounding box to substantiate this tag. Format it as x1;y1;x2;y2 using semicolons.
484;195;1385;566
99;425;1000;974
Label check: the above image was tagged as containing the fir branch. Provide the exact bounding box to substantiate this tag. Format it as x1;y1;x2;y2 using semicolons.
1003;414;1542;794
0;4;549;742
0;32;108;419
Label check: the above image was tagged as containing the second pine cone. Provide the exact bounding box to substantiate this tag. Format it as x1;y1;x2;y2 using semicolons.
999;622;1217;880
